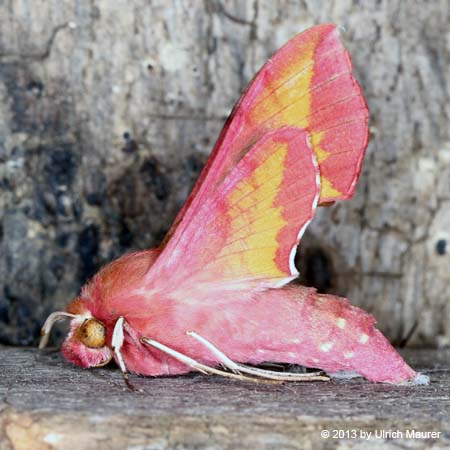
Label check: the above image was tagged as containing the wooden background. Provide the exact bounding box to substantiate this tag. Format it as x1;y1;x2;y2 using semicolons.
1;347;448;450
0;0;449;347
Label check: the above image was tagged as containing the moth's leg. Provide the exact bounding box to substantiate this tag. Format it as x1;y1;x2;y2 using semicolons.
186;331;241;374
187;331;329;382
140;337;278;383
112;317;138;391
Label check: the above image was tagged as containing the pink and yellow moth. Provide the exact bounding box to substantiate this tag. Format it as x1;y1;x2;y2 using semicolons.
40;24;428;386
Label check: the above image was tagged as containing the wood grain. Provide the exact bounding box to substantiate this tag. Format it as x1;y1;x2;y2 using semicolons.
0;347;448;449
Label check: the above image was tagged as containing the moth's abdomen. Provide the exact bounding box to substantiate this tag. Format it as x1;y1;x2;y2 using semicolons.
120;286;419;384
250;286;417;384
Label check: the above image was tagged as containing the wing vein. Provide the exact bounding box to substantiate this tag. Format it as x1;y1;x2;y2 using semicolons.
252;46;345;107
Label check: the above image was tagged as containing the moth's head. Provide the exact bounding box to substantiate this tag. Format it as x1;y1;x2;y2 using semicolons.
39;297;112;369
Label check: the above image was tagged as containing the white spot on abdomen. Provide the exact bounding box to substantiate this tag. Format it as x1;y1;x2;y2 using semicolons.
359;333;369;344
343;351;355;359
319;342;334;352
336;318;346;329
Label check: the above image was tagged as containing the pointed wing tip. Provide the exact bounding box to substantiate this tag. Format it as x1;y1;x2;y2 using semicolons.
313;28;370;205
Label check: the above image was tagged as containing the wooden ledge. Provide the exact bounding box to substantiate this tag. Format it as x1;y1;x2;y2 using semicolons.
0;347;448;449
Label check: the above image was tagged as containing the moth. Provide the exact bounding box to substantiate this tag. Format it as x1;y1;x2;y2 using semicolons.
40;24;428;386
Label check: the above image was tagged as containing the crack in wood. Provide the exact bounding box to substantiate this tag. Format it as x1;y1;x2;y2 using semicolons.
0;23;71;62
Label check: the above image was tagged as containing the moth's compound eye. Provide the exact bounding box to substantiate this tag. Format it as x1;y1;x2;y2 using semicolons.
78;318;107;349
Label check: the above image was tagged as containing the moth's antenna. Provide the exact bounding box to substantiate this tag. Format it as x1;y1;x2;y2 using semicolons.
39;311;78;349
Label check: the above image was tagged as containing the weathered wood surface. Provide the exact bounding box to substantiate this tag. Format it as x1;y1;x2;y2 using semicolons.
0;347;449;449
0;1;449;348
